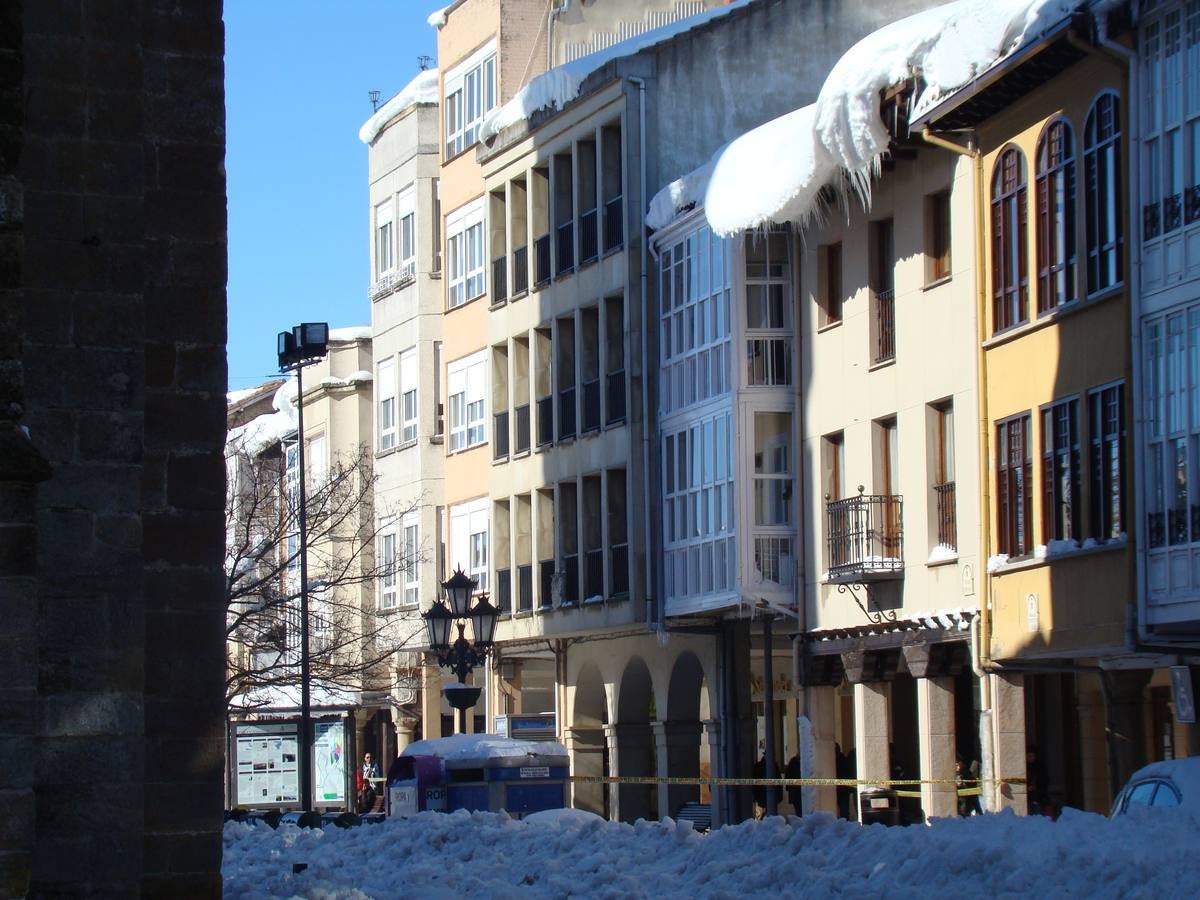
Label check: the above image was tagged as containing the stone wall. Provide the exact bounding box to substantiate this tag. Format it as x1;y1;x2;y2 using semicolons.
0;1;227;895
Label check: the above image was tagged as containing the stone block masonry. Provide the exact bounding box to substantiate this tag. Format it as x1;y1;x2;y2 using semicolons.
1;1;228;896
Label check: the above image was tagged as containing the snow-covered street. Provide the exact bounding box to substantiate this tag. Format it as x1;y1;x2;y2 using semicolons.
223;808;1200;899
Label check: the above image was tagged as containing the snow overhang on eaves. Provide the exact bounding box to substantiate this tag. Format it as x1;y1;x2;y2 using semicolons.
912;12;1090;132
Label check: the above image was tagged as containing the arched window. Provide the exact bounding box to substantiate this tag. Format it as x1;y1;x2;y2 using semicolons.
992;147;1028;332
1036;119;1077;312
1084;92;1123;294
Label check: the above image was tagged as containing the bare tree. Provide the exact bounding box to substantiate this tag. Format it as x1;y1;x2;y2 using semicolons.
224;440;425;710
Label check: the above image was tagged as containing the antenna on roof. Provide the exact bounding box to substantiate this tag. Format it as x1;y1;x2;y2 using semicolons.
368;90;381;111
418;55;433;71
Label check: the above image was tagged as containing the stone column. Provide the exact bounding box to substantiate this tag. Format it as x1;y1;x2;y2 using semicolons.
992;672;1027;813
565;726;606;816
393;717;417;755
852;681;890;816
653;720;703;820
703;719;723;826
804;685;839;815
1075;674;1109;813
421;663;442;740
1107;669;1153;795
903;645;957;819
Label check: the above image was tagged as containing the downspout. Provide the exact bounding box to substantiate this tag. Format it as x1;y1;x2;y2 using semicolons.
921;125;995;805
547;0;567;70
628;75;655;627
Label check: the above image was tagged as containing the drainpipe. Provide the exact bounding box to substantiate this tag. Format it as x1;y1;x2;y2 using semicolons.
921;125;995;806
547;1;567;70
628;75;655;627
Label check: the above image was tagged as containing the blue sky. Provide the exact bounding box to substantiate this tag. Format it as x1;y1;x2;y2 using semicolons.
224;2;437;391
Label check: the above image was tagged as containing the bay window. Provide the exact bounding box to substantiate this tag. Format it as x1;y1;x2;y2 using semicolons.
447;199;485;309
444;43;496;158
448;350;487;452
399;348;418;445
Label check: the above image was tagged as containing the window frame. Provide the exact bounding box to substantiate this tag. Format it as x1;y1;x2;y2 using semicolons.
1040;396;1081;544
818;240;844;326
446;198;486;310
926;191;952;284
377;356;397;451
1085;90;1124;293
444;43;497;159
450;498;489;594
401;512;419;607
399;347;418;446
375;197;395;278
992;146;1030;333
1089;380;1126;542
397;186;416;278
447;350;487;453
1035;118;1078;313
378;518;398;610
996;412;1034;558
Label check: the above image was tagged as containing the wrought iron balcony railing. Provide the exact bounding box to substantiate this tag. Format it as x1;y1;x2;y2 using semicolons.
826;492;904;582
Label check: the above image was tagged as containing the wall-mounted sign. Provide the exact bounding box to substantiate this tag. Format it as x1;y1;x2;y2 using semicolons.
1025;594;1039;633
1171;666;1196;724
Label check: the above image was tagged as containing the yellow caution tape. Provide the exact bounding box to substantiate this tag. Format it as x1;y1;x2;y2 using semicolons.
568;775;1023;788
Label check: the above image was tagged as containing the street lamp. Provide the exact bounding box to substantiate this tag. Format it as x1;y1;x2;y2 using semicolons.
277;322;329;818
422;568;501;733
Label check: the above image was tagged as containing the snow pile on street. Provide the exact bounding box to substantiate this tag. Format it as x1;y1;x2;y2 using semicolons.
479;0;757;143
358;69;439;145
401;733;567;762
649;0;1106;235
227;378;298;457
224;807;1200;899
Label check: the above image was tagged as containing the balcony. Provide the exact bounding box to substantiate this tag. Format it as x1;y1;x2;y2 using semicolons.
558;387;576;441
826;493;904;582
933;481;956;550
539;559;554;610
606;370;626;425
512;245;529;296
493;410;509;460
873;288;895;364
584;548;604;600
492;255;507;305
556;221;574;276
562;553;579;605
536;396;553;446
517;564;533;613
496;567;512;615
581;378;600;433
579;208;599;265
534;233;552;287
514;403;531;454
603;195;623;253
610;542;629;596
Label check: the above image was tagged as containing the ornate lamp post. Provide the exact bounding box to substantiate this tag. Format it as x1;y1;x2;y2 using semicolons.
422;568;500;733
277;322;329;816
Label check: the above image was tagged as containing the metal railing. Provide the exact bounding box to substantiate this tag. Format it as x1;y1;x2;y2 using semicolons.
873;288;895;364
556;221;574;275
539;559;555;609
610;543;629;596
934;481;956;550
579;208;599;265
604;195;623;253
606;370;626;425
514;403;531;454
584;548;604;600
493;410;509;459
492;255;507;305
512;245;529;296
581;378;600;432
517;564;533;613
496;567;512;615
561;553;579;605
826;493;904;580
534;233;552;287
537;396;553;446
558;387;576;441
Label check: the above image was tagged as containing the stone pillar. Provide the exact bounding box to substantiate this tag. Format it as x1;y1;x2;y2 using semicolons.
852;682;890;814
393;717;417;755
421;664;442;740
917;676;957;818
991;672;1027;813
1107;669;1153;795
653;721;703;820
565;726;606;816
1076;674;1109;813
808;686;840;815
703;719;723;825
605;723;654;822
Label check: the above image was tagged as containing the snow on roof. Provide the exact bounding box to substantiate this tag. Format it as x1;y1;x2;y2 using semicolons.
401;733;568;762
328;326;372;342
648;0;1102;236
226;385;267;406
358;69;439;145
226;378;298;458
427;4;451;28
315;370;373;390
479;0;758;144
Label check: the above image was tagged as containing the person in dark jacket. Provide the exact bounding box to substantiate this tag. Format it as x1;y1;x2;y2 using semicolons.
784;754;803;814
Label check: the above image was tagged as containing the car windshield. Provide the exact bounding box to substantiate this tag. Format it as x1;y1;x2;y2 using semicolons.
1152;782;1181;807
1125;781;1157;808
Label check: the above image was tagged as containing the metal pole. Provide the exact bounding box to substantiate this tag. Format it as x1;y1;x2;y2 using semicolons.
763;615;777;817
295;363;313;814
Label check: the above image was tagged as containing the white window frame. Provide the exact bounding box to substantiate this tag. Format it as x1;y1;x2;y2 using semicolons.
375;198;394;277
444;42;496;158
399;347;418;445
377;357;397;450
450;498;489;594
447;198;486;309
307;432;327;489
401;512;420;607
398;186;416;278
379;517;398;610
447;350;487;452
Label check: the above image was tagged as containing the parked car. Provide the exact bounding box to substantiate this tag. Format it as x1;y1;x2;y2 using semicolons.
1110;757;1200;817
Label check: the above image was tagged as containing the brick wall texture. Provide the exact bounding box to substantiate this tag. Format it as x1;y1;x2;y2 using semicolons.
0;1;228;895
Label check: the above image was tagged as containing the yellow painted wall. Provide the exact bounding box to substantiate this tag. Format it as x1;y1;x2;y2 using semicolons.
978;51;1131;661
